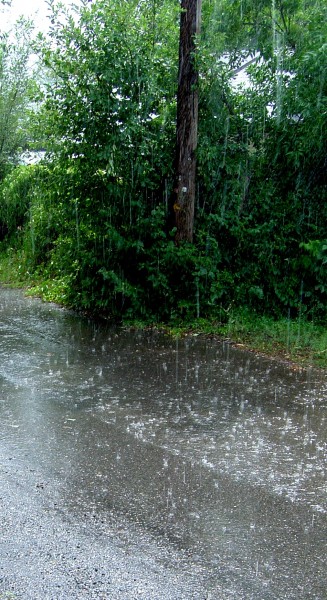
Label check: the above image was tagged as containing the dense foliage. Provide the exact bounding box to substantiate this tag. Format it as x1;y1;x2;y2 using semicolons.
0;18;37;182
0;0;326;326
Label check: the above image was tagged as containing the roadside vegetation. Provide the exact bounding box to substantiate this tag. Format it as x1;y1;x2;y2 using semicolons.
0;0;326;369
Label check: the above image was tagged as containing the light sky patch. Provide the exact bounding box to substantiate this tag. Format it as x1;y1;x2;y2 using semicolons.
1;0;74;32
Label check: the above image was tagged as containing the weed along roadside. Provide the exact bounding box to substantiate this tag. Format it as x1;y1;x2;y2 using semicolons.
0;256;326;372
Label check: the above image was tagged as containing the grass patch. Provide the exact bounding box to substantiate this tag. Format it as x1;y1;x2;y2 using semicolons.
0;247;38;288
0;248;72;306
159;311;327;369
25;276;73;305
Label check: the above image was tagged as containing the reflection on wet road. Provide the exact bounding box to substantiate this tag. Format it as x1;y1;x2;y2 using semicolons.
0;288;326;598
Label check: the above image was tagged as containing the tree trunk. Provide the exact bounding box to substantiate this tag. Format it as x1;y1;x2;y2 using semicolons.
171;0;202;244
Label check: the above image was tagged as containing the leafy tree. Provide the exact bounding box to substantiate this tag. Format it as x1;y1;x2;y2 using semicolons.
27;0;181;314
40;0;178;190
195;0;327;317
0;19;38;180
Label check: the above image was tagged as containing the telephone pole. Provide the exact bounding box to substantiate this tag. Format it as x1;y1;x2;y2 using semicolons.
172;0;202;244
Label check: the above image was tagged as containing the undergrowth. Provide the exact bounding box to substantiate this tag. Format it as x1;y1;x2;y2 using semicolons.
1;247;326;370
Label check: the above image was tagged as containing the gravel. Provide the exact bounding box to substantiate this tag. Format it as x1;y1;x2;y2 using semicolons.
0;448;212;600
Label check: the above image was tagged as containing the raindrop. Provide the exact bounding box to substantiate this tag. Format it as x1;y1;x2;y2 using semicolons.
222;116;230;168
75;199;80;252
195;278;200;319
272;0;284;124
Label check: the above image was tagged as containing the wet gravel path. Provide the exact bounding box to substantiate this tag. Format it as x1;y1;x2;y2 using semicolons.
0;446;210;599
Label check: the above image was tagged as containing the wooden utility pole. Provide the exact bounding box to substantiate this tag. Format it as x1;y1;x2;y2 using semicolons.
172;0;202;244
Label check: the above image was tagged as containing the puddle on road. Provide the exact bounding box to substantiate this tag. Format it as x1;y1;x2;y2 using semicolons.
0;288;326;598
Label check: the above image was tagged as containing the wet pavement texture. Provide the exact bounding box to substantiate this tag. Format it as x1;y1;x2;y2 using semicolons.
0;288;326;599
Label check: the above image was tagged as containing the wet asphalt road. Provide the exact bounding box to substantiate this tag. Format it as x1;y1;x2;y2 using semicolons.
0;288;326;599
0;289;210;599
1;441;211;599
